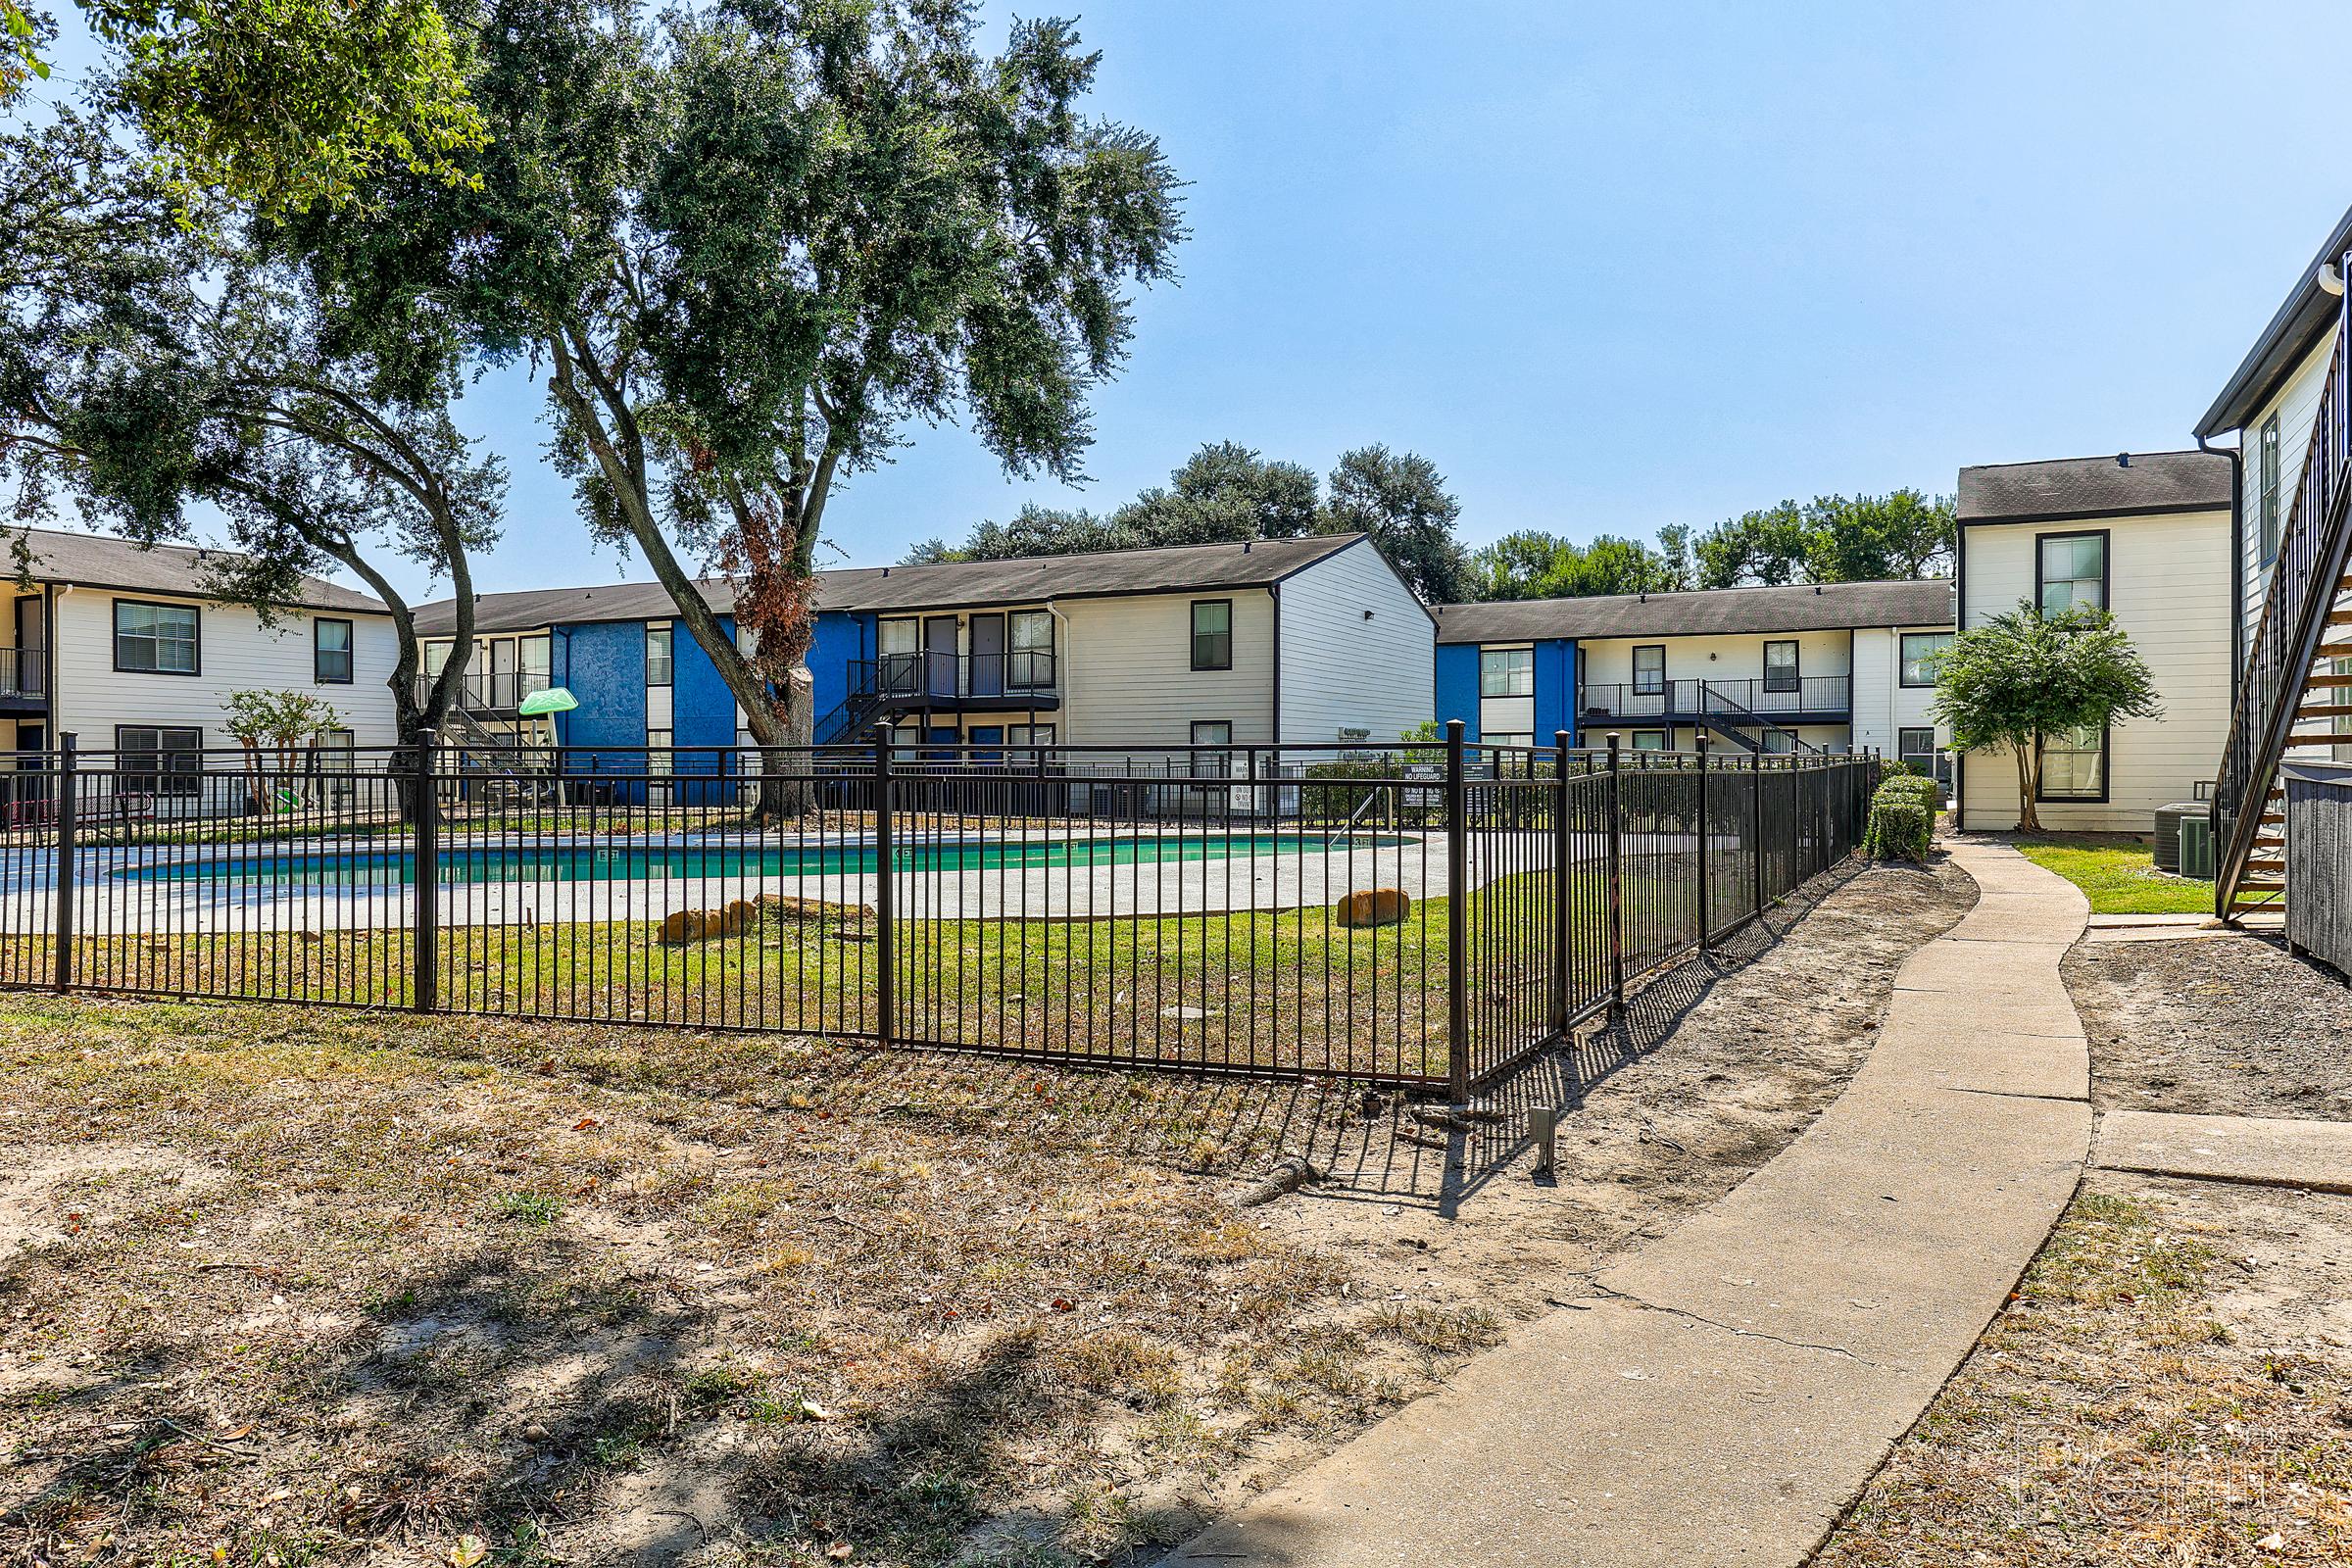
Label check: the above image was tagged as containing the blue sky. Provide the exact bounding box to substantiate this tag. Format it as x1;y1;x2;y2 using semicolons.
28;2;2352;600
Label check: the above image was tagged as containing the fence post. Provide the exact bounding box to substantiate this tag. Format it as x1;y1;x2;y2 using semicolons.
873;721;896;1049
52;734;76;995
1695;730;1711;956
410;737;439;1013
1751;750;1766;918
1605;732;1625;1017
1551;728;1572;1037
1445;719;1469;1102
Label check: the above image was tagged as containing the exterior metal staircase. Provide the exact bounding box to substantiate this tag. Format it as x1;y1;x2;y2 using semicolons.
1690;683;1818;756
812;687;889;746
2214;256;2352;921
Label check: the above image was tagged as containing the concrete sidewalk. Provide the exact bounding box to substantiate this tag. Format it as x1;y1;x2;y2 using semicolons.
2095;1108;2352;1194
1162;843;2093;1568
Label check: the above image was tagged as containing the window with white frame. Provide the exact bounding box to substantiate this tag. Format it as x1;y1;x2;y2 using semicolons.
1008;610;1054;689
2037;533;2106;614
2038;724;2104;800
1190;719;1233;778
1632;644;1665;696
1631;729;1668;751
1479;646;1533;697
646;726;673;774
645;623;674;687
1899;631;1952;687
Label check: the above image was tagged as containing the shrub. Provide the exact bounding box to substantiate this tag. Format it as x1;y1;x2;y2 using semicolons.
1861;775;1936;861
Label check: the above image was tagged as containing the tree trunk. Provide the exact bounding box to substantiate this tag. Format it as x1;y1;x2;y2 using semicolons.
2013;740;2041;834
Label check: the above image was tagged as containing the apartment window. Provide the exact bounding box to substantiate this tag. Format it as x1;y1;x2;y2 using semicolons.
1479;646;1534;698
1897;726;1939;781
1761;729;1799;755
1763;640;1799;694
421;640;451;677
646;726;673;775
1190;719;1234;780
1632;644;1665;696
520;633;552;697
1008;610;1054;689
1008;722;1056;749
2036;532;2107;614
114;600;198;675
313;617;354;684
1899;631;1953;688
117;725;202;796
1631;729;1668;751
1191;600;1233;671
2038;724;2106;801
1484;732;1533;750
318;728;357;804
2260;414;2281;566
645;623;674;687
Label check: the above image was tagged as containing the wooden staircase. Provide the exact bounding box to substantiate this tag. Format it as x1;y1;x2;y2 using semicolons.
2214;267;2352;921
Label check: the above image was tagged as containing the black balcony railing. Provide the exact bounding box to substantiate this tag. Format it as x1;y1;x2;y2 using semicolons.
414;670;552;711
1577;675;1850;723
0;646;44;701
852;650;1058;704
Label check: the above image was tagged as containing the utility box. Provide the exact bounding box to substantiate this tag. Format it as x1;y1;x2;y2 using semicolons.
2152;802;2205;872
2178;815;2216;880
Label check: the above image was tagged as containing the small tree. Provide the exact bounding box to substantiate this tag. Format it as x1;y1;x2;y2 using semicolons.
1933;602;2161;832
221;689;344;811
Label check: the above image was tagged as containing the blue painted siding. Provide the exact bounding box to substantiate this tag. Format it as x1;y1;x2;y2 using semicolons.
809;610;871;728
1433;637;1579;747
1535;639;1575;745
1434;643;1481;741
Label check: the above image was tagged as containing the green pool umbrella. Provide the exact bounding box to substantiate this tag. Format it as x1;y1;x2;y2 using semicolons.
516;686;579;716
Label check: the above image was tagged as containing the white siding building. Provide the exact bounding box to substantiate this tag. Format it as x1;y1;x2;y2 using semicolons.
0;526;398;808
1951;453;2234;833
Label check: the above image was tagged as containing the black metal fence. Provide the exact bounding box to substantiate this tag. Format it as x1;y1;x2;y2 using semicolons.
0;723;1876;1094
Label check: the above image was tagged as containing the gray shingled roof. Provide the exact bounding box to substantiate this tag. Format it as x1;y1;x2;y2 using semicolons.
2;526;385;613
1432;578;1953;645
2195;202;2352;439
416;533;1375;636
1955;451;2231;524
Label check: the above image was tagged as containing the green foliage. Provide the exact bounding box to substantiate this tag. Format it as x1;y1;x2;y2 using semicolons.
1861;775;1936;861
1469;528;1688;600
1692;490;1955;588
317;0;1184;744
221;688;343;750
912;440;1473;603
7;0;482;215
1932;601;2162;830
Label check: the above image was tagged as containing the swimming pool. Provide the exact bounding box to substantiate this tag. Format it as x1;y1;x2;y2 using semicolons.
110;833;1413;887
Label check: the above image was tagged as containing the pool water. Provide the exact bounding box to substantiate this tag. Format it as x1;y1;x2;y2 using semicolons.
113;833;1411;887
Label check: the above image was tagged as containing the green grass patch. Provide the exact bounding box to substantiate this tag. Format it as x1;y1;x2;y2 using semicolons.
2013;834;2212;915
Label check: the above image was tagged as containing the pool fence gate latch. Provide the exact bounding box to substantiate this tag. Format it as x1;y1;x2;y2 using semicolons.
1527;1105;1557;1185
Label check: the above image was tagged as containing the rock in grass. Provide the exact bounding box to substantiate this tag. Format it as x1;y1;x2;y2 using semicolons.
1334;888;1409;928
1232;1155;1323;1208
657;909;707;945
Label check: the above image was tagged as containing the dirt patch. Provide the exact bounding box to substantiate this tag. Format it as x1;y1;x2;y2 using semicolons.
1818;1176;2352;1566
0;856;1974;1567
2064;932;2352;1120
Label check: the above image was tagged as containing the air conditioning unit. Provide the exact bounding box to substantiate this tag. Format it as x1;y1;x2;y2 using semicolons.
2178;816;2216;880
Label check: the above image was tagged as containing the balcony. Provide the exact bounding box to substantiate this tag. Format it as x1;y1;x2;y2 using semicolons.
413;670;551;713
0;646;44;709
1579;674;1851;727
852;651;1060;710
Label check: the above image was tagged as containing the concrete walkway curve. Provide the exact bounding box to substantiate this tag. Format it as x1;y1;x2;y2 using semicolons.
1162;841;2093;1568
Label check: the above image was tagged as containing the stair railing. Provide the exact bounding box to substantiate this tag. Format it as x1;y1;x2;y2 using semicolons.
2215;253;2352;916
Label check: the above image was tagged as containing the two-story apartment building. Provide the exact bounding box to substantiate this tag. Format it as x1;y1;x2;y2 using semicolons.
1950;452;2234;834
1431;578;1955;773
412;533;1437;785
0;527;399;799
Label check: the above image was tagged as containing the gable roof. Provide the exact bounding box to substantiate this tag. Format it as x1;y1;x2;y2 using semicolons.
2195;202;2352;439
415;533;1387;636
2;526;386;613
1955;450;2231;525
1431;578;1953;645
